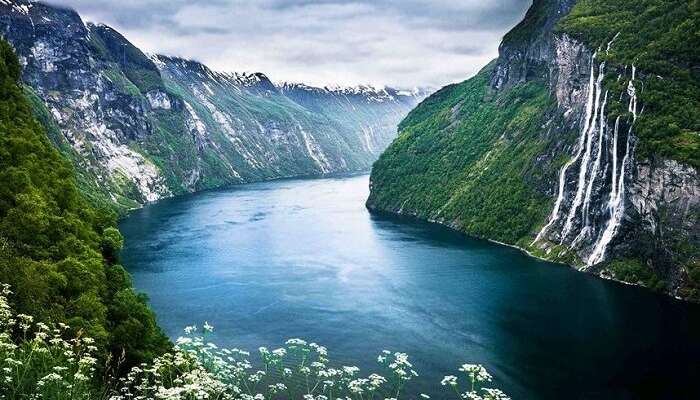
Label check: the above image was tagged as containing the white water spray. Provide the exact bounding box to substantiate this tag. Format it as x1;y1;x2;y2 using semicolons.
560;62;605;242
588;129;632;265
531;56;598;245
610;116;620;202
581;90;608;226
533;37;639;266
588;69;638;266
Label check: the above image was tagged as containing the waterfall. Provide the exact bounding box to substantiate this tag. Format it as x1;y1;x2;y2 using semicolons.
533;51;639;267
560;61;605;243
587;67;638;265
606;33;620;54
531;56;598;245
627;67;637;119
588;128;632;265
610;116;620;203
582;90;608;227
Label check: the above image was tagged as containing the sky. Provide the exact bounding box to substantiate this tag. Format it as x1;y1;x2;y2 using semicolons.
46;0;532;89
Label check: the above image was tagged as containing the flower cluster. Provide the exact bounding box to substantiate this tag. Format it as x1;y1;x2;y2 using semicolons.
440;363;508;400
114;325;508;400
0;284;99;399
0;282;510;400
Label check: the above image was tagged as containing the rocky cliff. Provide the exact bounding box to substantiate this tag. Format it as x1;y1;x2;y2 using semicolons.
0;0;426;211
368;0;700;300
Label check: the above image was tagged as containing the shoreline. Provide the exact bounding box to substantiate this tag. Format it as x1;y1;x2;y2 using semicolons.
366;203;693;304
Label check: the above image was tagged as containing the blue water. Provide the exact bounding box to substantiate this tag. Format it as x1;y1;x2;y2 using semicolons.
120;174;700;399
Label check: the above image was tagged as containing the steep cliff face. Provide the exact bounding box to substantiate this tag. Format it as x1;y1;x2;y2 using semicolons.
153;55;427;184
0;1;172;208
368;0;699;300
0;0;425;211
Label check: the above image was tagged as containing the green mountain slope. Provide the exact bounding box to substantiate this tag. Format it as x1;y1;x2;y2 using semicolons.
0;0;425;214
368;63;560;244
559;0;700;167
368;0;700;300
0;40;168;369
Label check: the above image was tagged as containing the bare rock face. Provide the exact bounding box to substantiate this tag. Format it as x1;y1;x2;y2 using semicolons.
618;160;700;293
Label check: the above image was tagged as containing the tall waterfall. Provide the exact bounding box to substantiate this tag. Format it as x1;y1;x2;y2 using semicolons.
560;61;605;243
587;67;638;265
533;54;639;267
532;56;598;245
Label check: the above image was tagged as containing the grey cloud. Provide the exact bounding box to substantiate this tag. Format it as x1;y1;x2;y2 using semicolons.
265;0;531;31
44;0;532;88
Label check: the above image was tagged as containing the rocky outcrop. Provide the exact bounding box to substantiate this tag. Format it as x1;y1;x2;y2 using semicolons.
618;159;700;294
0;0;426;211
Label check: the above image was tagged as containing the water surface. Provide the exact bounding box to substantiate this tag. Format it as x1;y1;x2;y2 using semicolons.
120;175;700;399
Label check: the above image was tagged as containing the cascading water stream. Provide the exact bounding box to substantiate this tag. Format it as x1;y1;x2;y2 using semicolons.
587;67;638;266
582;91;608;227
533;49;640;267
531;56;598;245
560;61;605;243
610;116;620;202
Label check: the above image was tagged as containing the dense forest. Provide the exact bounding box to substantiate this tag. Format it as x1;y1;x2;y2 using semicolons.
0;38;169;389
368;64;557;245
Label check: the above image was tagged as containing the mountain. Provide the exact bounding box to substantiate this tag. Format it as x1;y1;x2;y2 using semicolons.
368;0;700;300
0;0;427;212
0;37;168;369
278;82;428;156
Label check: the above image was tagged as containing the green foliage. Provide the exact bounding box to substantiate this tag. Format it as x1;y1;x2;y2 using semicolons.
683;260;700;301
100;227;123;264
102;68;141;97
0;285;101;399
559;0;700;167
501;0;555;46
604;259;665;290
369;64;559;244
0;40;168;372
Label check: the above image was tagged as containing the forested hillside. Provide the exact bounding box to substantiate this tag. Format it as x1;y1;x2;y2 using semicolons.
368;0;700;300
0;39;168;377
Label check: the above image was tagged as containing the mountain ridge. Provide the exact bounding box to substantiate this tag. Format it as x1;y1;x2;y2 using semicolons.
0;0;428;212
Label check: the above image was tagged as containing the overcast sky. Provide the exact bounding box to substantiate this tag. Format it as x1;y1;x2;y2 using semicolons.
46;0;531;88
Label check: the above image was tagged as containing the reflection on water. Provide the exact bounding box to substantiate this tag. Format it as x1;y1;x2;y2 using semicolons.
120;175;700;399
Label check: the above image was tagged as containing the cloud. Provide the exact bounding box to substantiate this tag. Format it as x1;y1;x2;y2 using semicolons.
45;0;531;88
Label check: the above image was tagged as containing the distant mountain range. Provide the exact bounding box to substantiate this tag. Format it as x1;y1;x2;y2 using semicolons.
0;0;429;211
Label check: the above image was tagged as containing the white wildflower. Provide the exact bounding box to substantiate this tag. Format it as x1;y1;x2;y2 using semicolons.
441;375;458;386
